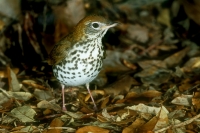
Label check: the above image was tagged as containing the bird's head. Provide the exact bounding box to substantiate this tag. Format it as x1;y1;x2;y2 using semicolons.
73;15;117;41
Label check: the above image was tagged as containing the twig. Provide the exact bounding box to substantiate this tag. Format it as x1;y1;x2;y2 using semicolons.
155;113;200;133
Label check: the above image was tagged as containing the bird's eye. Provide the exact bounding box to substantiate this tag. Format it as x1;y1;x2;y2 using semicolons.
91;22;100;29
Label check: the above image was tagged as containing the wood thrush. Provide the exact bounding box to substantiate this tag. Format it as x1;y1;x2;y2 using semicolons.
48;15;117;110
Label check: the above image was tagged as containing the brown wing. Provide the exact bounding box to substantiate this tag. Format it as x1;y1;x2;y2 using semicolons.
47;38;72;65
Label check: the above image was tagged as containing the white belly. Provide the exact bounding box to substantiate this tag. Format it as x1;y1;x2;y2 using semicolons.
52;39;104;86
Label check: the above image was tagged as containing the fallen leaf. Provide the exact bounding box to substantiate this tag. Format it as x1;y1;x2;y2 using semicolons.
126;104;169;115
171;95;192;106
7;66;20;91
104;75;139;96
20;126;37;132
34;89;54;100
0;90;33;105
122;118;146;133
22;80;49;90
182;57;200;73
157;8;171;27
11;106;36;123
37;100;61;111
76;126;109;133
47;118;64;133
164;46;190;68
135;66;172;85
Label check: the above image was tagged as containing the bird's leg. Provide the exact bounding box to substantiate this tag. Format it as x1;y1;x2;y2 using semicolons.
86;83;98;111
61;84;67;111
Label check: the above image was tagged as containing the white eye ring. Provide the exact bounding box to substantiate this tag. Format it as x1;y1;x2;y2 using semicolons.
91;22;100;30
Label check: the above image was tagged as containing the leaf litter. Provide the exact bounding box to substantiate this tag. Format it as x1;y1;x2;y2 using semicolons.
1;0;200;132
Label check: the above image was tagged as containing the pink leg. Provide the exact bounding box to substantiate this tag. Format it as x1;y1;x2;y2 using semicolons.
86;83;98;111
62;84;67;111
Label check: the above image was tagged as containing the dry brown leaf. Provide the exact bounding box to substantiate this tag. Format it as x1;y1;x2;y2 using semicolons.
138;60;167;69
85;90;105;102
117;109;137;120
47;118;64;133
7;66;20;91
0;90;33;105
10;125;37;132
131;86;160;99
192;91;200;110
171;95;192;106
43;109;53;115
11;106;36;123
139;116;158;132
180;0;200;26
125;91;138;99
78;92;93;113
135;66;172;85
181;57;200;73
79;106;93;114
111;95;124;103
22;80;49;90
76;126;109;133
0;68;19;78
153;106;169;131
0;19;5;30
122;118;146;133
101;109;115;122
164;46;190;68
126;104;169;115
116;120;136;128
104;75;139;96
157;44;177;51
122;59;137;70
34;89;54;100
140;90;162;98
1;98;14;110
97;114;110;123
37;100;61;112
10;126;25;132
168;110;186;119
178;78;192;92
100;96;110;109
157;8;171;27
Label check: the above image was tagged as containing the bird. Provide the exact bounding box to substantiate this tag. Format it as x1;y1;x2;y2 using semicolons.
48;15;117;111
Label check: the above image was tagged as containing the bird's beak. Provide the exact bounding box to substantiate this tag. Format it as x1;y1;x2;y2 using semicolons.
101;23;118;30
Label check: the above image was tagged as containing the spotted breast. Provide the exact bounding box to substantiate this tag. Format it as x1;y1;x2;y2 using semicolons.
48;15;117;110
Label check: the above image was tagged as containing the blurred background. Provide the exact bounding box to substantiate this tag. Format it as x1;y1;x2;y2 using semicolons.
0;0;195;67
1;0;200;88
